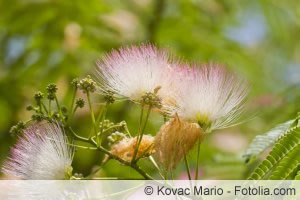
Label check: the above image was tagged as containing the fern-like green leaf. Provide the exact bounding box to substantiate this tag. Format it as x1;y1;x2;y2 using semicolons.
248;123;300;180
243;120;294;162
269;146;300;179
295;170;300;180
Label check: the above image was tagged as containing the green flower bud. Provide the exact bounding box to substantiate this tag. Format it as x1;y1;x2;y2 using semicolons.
78;75;97;93
26;105;34;111
141;92;162;108
71;78;79;88
34;91;44;104
76;98;85;108
46;83;58;94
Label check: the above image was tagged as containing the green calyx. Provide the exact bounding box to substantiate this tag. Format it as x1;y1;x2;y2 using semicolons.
196;113;212;132
64;166;73;180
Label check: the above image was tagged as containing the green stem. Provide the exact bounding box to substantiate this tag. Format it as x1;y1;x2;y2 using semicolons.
97;102;109;145
132;105;151;162
123;122;131;137
184;153;192;180
48;100;52;116
141;106;151;134
41;102;49;115
86;91;96;138
131;104;144;162
138;105;145;135
164;170;168;180
171;170;174;180
101;124;123;135
195;139;201;180
66;142;97;151
96;106;104;125
67;126;90;143
38;103;42;114
71;105;78;119
54;95;65;124
68;87;77;122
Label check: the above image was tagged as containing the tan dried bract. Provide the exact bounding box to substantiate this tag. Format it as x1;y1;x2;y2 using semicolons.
154;115;204;170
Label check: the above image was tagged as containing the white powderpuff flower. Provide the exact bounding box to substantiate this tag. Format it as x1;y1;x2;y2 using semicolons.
95;44;179;109
167;64;249;131
2;121;73;180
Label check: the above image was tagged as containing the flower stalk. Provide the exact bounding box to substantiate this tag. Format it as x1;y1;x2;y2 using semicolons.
132;105;152;163
195;139;201;180
68;82;78;122
183;153;191;180
86;91;97;138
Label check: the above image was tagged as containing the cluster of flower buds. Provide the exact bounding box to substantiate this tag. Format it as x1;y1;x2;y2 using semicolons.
107;131;127;146
75;98;85;108
99;120;130;144
77;75;96;93
9;121;25;136
34;91;44;105
103;90;115;104
99;119;114;132
46;83;58;100
71;78;79;89
141;91;162;109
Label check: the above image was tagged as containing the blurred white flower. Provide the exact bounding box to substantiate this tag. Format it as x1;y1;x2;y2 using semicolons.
95;44;179;109
2;121;73;180
166;64;248;131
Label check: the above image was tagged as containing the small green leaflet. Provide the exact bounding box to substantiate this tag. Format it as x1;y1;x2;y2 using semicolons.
243;119;296;162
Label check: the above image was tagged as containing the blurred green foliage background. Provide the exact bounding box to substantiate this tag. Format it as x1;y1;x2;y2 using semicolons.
1;0;300;179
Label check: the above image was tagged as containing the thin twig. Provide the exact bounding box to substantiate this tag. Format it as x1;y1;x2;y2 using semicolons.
68;87;77;122
97;102;109;145
184;153;192;180
195;139;201;180
86;91;96;138
132;105;152;162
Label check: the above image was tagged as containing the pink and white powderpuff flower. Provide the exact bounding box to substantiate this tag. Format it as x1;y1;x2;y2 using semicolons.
166;64;249;131
2;121;73;180
95;44;179;109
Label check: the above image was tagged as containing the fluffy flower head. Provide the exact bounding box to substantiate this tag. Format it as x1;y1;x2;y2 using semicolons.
167;64;248;131
2;121;73;180
96;44;178;109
